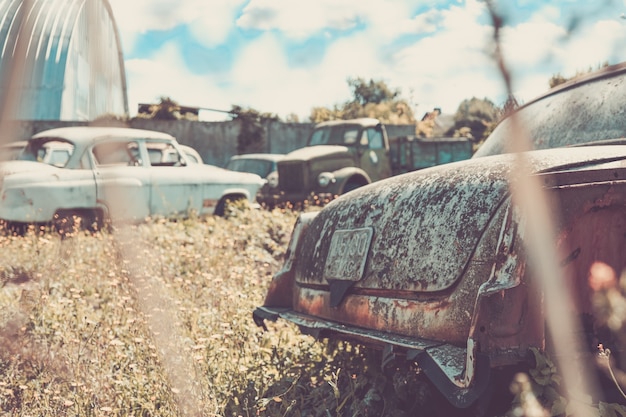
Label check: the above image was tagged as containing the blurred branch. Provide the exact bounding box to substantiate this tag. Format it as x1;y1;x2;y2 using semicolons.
485;1;598;415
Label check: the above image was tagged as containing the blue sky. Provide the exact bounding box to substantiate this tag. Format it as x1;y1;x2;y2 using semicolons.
107;0;626;121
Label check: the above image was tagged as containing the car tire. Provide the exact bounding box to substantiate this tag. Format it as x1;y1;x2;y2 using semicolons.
342;181;365;194
214;196;247;217
53;209;105;236
1;220;28;236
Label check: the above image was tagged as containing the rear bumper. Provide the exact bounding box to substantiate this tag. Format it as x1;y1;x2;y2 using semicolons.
253;305;491;409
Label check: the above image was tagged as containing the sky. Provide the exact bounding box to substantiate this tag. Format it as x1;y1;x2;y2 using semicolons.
106;0;626;122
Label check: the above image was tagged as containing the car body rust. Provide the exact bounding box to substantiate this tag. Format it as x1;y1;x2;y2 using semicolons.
254;62;626;409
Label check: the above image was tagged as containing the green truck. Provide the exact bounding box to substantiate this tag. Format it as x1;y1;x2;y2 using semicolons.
259;118;473;206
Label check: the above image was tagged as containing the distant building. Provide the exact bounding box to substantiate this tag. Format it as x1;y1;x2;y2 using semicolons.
0;0;128;121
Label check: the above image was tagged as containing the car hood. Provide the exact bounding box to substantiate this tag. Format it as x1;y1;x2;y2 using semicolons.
283;145;350;162
295;145;626;293
198;164;265;185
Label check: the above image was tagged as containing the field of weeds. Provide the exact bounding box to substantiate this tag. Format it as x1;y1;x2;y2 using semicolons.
0;207;329;416
1;206;447;417
2;206;626;417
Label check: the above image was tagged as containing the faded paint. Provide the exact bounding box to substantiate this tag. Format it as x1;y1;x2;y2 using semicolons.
0;127;264;225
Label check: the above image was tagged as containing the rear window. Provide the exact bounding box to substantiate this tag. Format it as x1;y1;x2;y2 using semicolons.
475;69;626;158
19;139;74;167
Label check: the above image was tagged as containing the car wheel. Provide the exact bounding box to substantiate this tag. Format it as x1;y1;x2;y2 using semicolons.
215;196;247;217
53;210;80;237
53;209;105;236
342;181;364;194
1;220;28;236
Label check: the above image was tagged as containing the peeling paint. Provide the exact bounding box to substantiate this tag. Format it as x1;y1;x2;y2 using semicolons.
256;65;626;409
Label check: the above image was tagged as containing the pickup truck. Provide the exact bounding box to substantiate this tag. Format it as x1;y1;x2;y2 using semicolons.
261;118;472;206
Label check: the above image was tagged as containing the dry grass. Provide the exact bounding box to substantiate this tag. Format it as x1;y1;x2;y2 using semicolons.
0;207;332;417
2;206;626;417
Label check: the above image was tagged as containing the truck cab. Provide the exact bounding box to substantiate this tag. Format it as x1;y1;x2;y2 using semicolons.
275;118;392;204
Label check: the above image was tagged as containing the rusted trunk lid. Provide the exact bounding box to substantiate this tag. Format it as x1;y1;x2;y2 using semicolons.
295;156;509;292
295;146;626;293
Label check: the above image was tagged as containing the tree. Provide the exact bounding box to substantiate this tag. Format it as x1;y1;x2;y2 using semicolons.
348;77;399;105
230;106;279;154
309;78;415;124
135;96;184;120
452;97;499;142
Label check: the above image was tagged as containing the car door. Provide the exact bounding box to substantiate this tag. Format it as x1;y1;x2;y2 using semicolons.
92;139;151;222
145;140;203;217
359;126;391;182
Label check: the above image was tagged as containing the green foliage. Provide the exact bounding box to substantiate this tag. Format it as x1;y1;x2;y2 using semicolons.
3;211;626;416
0;208;307;416
510;348;626;417
549;73;569;89
137;96;183;120
452;97;500;142
231;105;280;154
309;78;415;124
348;77;399;106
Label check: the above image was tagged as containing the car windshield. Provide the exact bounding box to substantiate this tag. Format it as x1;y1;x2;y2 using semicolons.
227;158;274;178
474;68;626;158
308;125;361;146
18;139;74;167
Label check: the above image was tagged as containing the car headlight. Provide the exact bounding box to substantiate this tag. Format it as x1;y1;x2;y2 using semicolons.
318;172;335;187
267;171;279;188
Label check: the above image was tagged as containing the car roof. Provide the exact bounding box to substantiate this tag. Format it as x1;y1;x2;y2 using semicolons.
314;118;381;128
229;153;284;162
31;126;176;146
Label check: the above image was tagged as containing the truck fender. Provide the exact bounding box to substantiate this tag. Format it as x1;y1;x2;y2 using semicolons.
331;167;371;194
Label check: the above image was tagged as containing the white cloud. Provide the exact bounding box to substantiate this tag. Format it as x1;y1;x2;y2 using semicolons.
386;1;500;114
499;15;626;103
108;0;245;52
225;32;354;119
108;0;187;52
237;0;370;40
112;0;626;124
558;19;626;71
187;0;248;47
124;43;233;118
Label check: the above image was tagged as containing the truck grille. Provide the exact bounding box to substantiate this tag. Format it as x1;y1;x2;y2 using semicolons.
279;162;307;193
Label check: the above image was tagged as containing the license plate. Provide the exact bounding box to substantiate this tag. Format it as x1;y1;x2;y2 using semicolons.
324;227;373;281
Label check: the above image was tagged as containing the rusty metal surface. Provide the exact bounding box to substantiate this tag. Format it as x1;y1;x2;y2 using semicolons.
296;146;626;293
256;62;626;407
263;146;626;352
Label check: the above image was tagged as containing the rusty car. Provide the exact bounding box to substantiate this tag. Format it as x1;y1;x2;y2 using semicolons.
254;63;626;410
0;126;264;232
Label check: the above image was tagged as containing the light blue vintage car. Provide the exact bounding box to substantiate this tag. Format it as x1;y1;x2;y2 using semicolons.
0;126;264;232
